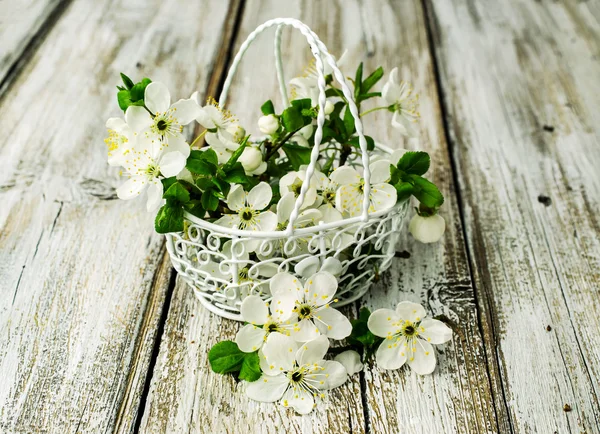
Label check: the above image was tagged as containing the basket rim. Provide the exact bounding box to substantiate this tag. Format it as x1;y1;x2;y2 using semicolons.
181;142;404;239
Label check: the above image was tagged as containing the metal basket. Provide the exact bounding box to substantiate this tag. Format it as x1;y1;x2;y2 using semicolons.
165;18;408;320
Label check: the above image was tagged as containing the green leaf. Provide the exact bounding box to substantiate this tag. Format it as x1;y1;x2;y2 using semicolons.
361;67;384;94
347;135;375;151
407;175;444;208
184;200;205;218
117;90;133;111
354;62;363;99
201;189;219;211
163;181;190;203
343;106;356;136
154;202;184;233
281;106;305;132
223;163;248;184
211;177;230;194
325;88;343;99
208;341;245;374
290;98;312;111
261;100;275;115
390;165;401;185
161;176;178;191
195;176;212;191
222;136;248;172
120;73;134;90
130;78;152;102
238;352;262;382
397;151;431;176
394;181;414;201
282;143;312;171
348;307;376;347
187;150;217;175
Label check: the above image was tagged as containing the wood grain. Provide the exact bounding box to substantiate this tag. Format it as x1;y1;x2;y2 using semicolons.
350;1;499;433
0;0;236;432
0;0;64;90
427;0;600;432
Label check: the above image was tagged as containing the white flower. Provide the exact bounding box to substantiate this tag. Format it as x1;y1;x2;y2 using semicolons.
239;146;267;175
390;148;408;165
367;301;452;375
289;124;313;148
116;135;189;212
382;67;419;136
330;160;397;217
126;82;199;151
280;169;327;210
316;176;344;223
258;114;279;135
409;213;445;244
334;350;364;376
294;256;342;279
324;101;334;115
246;333;347;414
215;183;277;251
204;128;241;164
270;271;352;342
235;295;296;352
104;117;136;166
191;94;237;131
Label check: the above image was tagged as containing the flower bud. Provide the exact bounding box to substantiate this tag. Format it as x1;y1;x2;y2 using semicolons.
227;124;246;142
334;350;364;376
409;213;446;243
324;100;334;115
258;114;279;135
239;146;263;173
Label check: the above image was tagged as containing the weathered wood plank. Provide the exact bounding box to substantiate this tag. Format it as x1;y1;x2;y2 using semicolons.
427;0;600;432
0;0;64;91
0;0;237;432
352;1;499;433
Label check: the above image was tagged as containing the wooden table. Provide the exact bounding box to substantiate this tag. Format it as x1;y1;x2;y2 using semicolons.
1;0;599;432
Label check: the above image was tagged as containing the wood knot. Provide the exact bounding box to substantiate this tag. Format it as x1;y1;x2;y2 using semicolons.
537;195;552;206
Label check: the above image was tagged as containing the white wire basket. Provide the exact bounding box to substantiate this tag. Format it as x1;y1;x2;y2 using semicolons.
165;18;408;320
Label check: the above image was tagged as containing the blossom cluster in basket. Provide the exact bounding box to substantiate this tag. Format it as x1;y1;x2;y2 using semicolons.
104;59;446;244
207;267;453;414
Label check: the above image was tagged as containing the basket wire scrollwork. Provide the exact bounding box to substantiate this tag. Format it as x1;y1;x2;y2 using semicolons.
165;18;408;321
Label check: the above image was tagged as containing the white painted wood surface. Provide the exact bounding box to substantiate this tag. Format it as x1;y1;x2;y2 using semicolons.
0;0;235;432
2;0;599;433
428;0;600;432
0;0;62;88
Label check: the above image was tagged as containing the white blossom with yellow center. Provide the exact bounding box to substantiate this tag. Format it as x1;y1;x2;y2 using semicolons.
269;271;352;342
382;67;420;136
104;117;135;167
367;301;452;375
246;333;347;414
330;160;397;217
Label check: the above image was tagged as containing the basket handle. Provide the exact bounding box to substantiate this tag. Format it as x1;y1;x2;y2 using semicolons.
218;18;372;235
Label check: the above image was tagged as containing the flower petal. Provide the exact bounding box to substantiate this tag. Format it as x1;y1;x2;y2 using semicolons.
262;332;297;373
320;257;342;277
369;159;391;184
277;192;296;224
330;166;361;185
159;151;187;177
407;339;437;375
291;319;320;342
334;350;363;376
395;301;426;322
269;292;298;322
146;180;163;212
145;82;171;114
375;337;408;370
315;307;352;340
171;98;201;125
240;295;269;325
164;133;190;158
419;318;452;344
215;214;240;229
391;111;415;136
367;308;401;338
281;387;314;414
125;105;153;132
196;105;218;129
235;324;267;353
246;374;289;402
295;335;329;366
320;360;348;389
370;183;397;212
270;272;302;296
305;272;338;306
247;182;272;211
255;211;278;232
226;184;245;211
294;256;320;279
116;177;147;200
